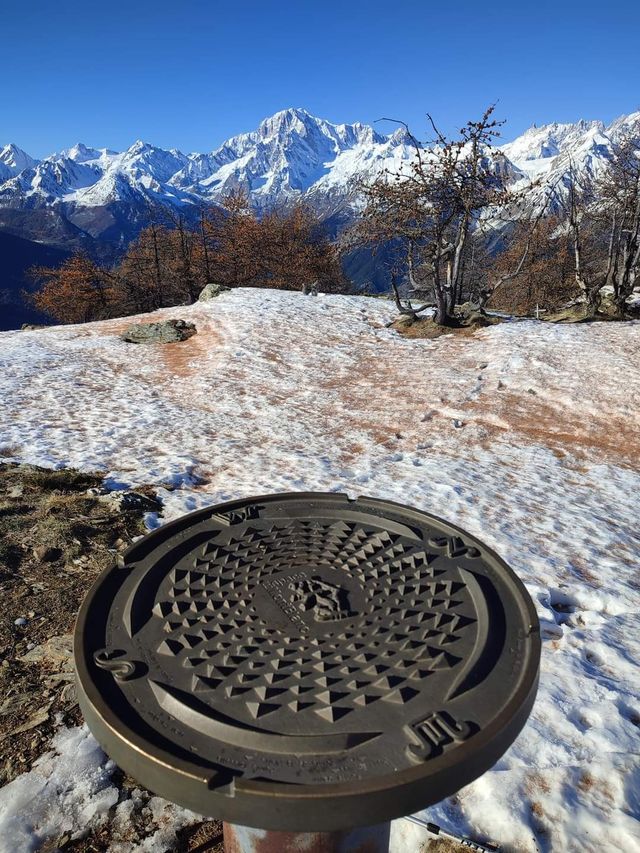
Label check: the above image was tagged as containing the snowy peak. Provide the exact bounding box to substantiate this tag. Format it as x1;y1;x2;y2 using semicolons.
606;110;640;143
186;108;393;201
257;107;317;139
500;120;604;165
0;144;38;181
498;116;639;184
118;141;189;184
254;108;383;148
59;143;119;166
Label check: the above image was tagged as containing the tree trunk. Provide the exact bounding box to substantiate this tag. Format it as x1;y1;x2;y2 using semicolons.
434;286;451;326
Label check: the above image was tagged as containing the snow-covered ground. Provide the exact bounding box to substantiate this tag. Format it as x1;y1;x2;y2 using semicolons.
0;288;639;852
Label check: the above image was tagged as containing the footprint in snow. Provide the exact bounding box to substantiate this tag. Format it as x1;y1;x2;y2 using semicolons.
618;700;640;728
583;647;606;668
571;707;603;731
539;618;563;641
548;587;580;626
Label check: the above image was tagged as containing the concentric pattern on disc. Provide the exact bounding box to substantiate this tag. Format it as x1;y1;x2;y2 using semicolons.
75;493;540;830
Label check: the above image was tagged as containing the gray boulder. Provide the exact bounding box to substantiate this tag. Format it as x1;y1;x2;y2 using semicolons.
199;282;230;301
120;318;197;344
88;487;163;513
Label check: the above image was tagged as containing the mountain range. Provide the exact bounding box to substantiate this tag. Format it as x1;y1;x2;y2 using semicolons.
3;108;639;247
1;107;639;327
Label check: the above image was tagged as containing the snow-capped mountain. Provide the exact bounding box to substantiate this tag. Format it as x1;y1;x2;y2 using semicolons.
0;144;38;182
1;107;639;252
0;109;415;228
0;110;408;248
500;112;640;204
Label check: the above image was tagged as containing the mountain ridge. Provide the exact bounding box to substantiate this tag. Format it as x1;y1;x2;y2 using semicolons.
1;107;639;258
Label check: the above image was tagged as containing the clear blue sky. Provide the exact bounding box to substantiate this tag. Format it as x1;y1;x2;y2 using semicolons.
2;0;639;158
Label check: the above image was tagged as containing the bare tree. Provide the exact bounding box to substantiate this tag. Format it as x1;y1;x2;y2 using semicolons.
479;187;563;311
484;215;577;314
563;135;640;318
596;137;640;315
565;159;605;315
352;106;514;325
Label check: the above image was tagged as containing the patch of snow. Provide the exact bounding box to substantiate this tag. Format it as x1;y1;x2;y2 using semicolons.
0;289;639;851
0;726;118;853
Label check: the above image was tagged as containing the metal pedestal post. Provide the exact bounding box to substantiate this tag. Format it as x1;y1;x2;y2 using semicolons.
223;822;391;852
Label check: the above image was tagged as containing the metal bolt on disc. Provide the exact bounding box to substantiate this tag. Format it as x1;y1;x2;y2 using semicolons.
74;493;540;831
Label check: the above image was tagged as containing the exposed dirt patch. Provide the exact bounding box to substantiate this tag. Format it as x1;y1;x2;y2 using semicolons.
154;325;222;379
467;393;640;469
58;813;224;853
422;840;470;852
578;771;595;793
175;820;225;852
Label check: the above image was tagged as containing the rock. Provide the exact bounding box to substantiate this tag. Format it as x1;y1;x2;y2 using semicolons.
97;490;162;513
0;702;53;741
464;310;495;328
302;281;319;296
199;282;230;301
457;301;480;317
86;486;109;497
0;693;32;716
21;323;47;331
19;634;73;667
476;362;489;370
452;419;464;429
120;319;197;344
544;306;591;323
59;683;77;707
32;545;62;562
598;295;623;318
14;617;27;627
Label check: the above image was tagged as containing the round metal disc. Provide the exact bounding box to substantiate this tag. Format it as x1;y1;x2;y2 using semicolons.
74;493;540;831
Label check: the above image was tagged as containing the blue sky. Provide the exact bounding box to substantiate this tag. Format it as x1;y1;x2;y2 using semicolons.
2;0;639;157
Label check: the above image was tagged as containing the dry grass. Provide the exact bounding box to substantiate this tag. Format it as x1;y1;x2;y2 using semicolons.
392;314;502;339
0;464;234;851
0;464;156;786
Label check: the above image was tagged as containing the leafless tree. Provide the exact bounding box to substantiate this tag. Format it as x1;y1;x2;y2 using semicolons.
479;188;559;311
352;106;515;325
563;135;640;317
596;137;640;315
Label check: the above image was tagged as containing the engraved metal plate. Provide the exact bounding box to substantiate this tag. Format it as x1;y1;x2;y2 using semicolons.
74;493;540;831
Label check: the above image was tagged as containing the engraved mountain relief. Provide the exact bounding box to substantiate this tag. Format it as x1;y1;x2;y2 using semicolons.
288;576;355;622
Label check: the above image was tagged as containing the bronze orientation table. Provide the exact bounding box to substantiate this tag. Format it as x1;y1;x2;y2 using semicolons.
74;493;540;852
